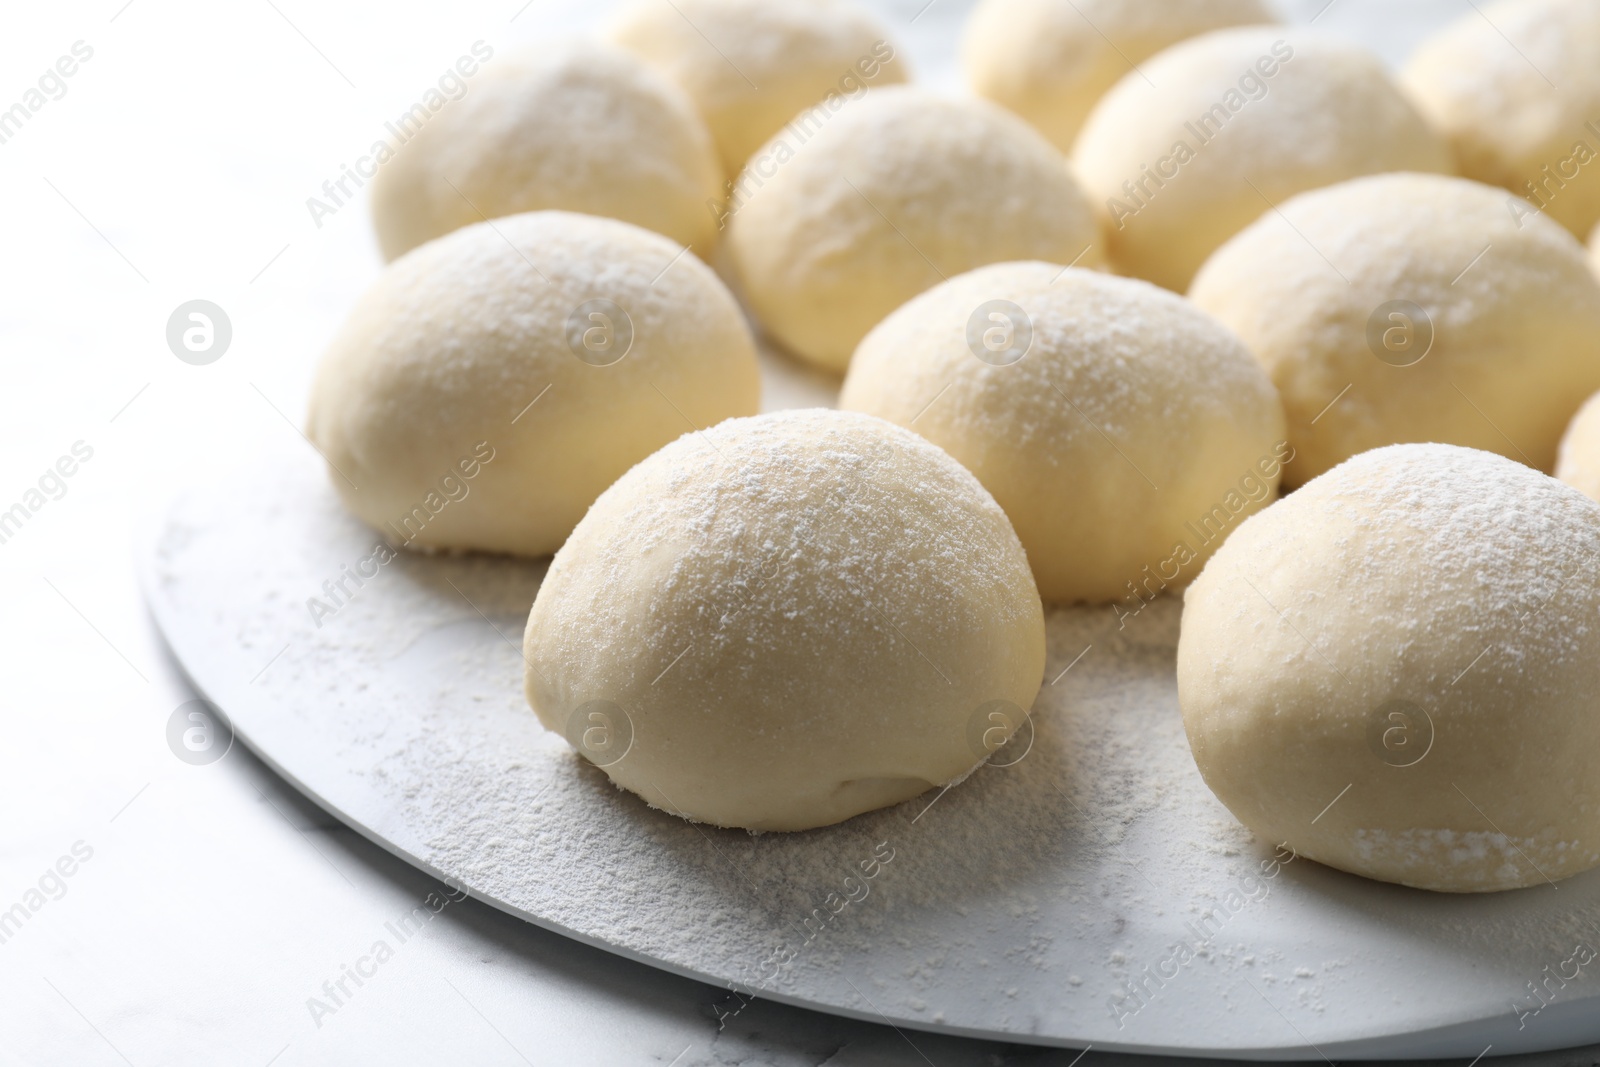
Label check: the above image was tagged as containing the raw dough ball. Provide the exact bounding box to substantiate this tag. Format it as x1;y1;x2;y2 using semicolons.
1072;27;1451;291
609;0;908;177
1189;172;1600;487
307;211;759;557
841;263;1286;604
369;43;721;262
1557;391;1600;502
726;87;1104;373
963;0;1274;153
523;409;1046;832
1402;0;1600;240
1179;444;1600;892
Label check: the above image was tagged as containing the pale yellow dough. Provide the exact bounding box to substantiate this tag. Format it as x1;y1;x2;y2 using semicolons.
1557;390;1600;503
726;86;1104;374
1189;172;1600;487
307;211;759;558
1072;27;1451;291
523;409;1046;832
369;43;721;262
1179;444;1600;892
1403;0;1600;240
841;263;1285;604
963;0;1274;152
609;0;908;178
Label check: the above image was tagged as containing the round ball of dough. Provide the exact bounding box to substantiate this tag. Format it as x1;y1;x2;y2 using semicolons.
1402;0;1600;240
1189;172;1600;488
609;0;909;178
963;0;1274;153
523;409;1046;832
1556;390;1600;502
1179;444;1600;892
307;211;760;557
726;87;1104;373
840;263;1286;604
1072;27;1452;291
368;42;721;262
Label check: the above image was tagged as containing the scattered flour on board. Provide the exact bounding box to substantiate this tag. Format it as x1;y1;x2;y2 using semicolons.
149;447;1600;1045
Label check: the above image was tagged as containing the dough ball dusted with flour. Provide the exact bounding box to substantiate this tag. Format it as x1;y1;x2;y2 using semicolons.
1189;173;1600;487
1557;391;1600;502
523;409;1046;832
1402;0;1600;240
963;0;1274;153
307;211;759;557
1178;444;1600;892
609;0;908;178
1071;27;1451;291
725;87;1104;374
369;43;721;262
841;263;1286;604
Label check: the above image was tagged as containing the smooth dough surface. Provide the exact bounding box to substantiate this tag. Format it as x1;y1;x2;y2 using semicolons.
523;409;1046;832
609;0;908;177
1072;27;1451;291
1402;0;1600;240
963;0;1273;153
369;43;721;262
1178;444;1600;892
840;263;1286;604
725;86;1104;374
1557;390;1600;503
307;211;760;557
1189;172;1600;487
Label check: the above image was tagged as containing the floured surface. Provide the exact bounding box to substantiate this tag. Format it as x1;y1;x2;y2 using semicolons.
142;433;1600;1057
